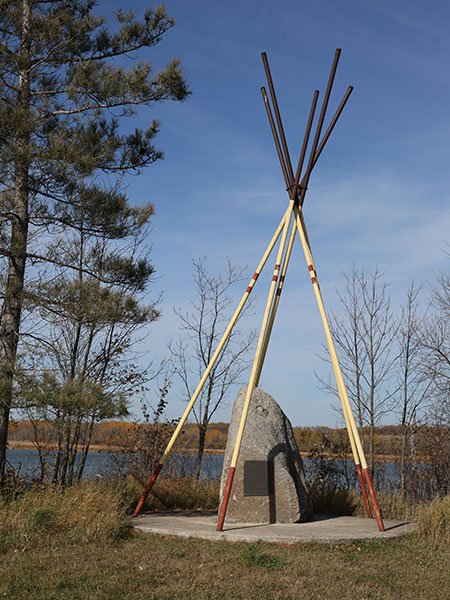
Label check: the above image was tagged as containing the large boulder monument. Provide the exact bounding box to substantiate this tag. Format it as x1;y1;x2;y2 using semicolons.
220;386;312;524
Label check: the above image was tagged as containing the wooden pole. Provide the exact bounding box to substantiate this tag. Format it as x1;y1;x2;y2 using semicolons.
294;206;384;530
255;218;297;386
132;206;290;517
217;201;294;531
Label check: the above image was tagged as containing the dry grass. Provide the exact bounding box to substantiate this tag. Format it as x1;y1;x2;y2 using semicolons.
134;475;220;512
0;480;131;553
1;528;449;599
1;481;449;599
414;494;450;547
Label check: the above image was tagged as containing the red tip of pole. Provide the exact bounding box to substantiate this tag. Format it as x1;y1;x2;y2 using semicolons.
363;468;385;532
356;464;372;518
217;466;235;531
132;462;163;518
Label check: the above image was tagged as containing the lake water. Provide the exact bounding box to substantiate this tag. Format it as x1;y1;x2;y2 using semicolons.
6;447;404;490
6;448;226;480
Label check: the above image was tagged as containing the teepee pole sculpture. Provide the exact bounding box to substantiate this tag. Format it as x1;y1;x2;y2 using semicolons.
258;58;375;521
217;49;384;531
134;48;385;533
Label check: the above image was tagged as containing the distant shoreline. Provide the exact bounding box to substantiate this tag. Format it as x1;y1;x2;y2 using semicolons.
7;440;226;456
7;440;404;463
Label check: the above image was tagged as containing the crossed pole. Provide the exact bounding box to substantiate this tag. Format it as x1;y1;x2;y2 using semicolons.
133;49;385;533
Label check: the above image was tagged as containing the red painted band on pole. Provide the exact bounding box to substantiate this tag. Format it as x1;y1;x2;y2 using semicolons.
311;277;317;285
275;264;280;270
276;288;282;296
253;273;259;280
356;464;372;518
308;264;314;271
132;462;164;517
363;468;385;532
272;275;278;282
246;286;252;293
280;275;285;282
217;466;236;531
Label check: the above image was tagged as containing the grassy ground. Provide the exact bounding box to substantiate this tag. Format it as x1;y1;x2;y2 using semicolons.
1;530;448;599
1;480;449;600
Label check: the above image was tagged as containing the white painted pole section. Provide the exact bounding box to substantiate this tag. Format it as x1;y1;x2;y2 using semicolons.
254;218;297;387
229;200;295;471
293;206;369;471
158;206;292;465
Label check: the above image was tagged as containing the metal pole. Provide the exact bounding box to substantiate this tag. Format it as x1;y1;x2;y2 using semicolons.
217;201;295;531
261;86;291;190
294;205;383;530
132;207;291;517
293;214;371;517
298;49;341;206
309;86;353;177
259;52;373;517
294;90;319;187
255;218;297;386
261;52;295;182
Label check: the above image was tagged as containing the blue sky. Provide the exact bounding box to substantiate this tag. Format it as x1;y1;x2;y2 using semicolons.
100;0;450;426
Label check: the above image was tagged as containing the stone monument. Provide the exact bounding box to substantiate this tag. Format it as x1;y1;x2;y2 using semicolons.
220;386;312;524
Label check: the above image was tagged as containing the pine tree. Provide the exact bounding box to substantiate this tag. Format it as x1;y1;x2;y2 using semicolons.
15;191;159;485
0;0;190;481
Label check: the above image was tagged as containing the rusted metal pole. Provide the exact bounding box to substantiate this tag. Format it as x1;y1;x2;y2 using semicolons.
261;52;295;182
298;48;341;205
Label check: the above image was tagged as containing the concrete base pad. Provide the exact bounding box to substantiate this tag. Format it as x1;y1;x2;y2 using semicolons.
133;511;412;544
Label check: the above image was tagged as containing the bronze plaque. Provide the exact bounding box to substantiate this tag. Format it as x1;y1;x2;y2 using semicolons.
243;460;274;496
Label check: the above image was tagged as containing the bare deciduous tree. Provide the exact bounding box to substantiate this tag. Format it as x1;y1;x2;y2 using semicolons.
396;282;431;493
418;270;450;495
170;258;256;481
318;267;398;475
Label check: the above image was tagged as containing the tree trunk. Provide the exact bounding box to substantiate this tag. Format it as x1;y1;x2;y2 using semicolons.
76;414;96;481
52;440;63;485
400;424;407;494
0;0;31;484
52;410;64;484
59;419;73;485
67;414;82;486
194;422;207;482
